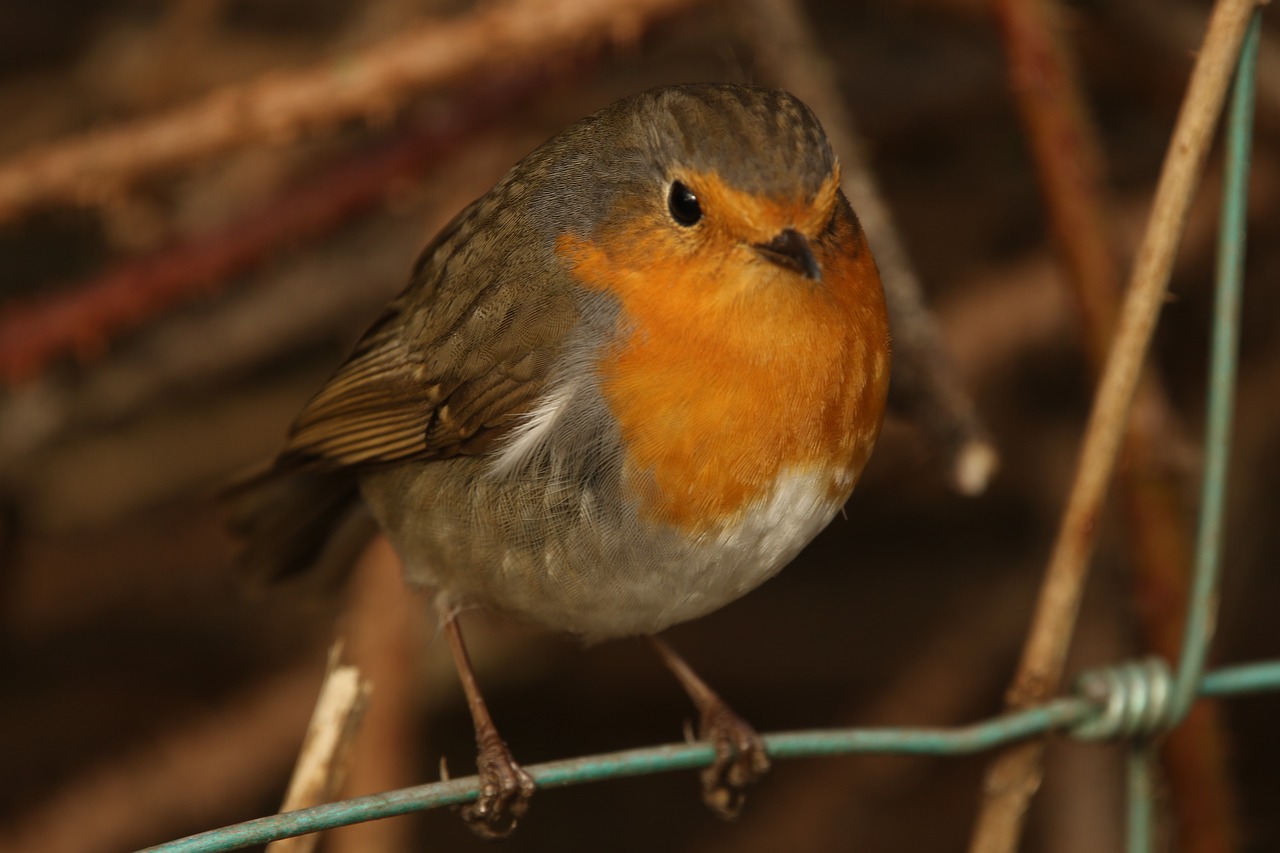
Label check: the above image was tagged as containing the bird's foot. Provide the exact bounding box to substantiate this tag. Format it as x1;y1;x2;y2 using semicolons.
456;730;535;839
696;701;770;819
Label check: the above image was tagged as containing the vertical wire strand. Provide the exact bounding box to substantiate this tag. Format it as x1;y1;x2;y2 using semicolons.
1171;7;1262;724
1127;744;1157;853
1128;9;1263;852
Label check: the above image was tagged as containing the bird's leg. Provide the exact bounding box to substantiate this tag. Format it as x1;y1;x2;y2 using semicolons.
649;636;770;819
443;614;535;839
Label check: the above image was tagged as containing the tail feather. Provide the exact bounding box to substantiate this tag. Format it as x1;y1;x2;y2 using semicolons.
226;468;378;593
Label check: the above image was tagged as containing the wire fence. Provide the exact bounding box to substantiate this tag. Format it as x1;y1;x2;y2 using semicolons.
141;7;1272;853
144;659;1280;853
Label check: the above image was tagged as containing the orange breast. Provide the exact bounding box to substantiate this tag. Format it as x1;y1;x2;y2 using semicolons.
557;185;890;533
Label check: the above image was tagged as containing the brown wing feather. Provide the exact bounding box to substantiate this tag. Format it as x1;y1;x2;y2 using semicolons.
274;234;580;473
281;320;446;467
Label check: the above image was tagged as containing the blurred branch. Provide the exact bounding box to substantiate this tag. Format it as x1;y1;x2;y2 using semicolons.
0;209;417;471
991;0;1240;850
0;0;707;223
737;0;999;496
326;539;425;853
939;153;1276;387
0;666;320;853
970;1;1263;850
0;122;441;384
0;74;551;386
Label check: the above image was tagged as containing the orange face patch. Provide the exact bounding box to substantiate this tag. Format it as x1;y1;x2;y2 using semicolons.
557;171;890;532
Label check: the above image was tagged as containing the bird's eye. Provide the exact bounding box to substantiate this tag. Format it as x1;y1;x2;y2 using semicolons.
667;181;702;226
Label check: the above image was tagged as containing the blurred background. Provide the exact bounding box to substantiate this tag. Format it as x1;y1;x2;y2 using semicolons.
1;0;1278;851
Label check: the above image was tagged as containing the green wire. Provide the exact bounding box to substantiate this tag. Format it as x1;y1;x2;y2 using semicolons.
1170;7;1262;725
1128;10;1263;853
140;664;1280;853
1201;660;1280;695
1128;746;1156;853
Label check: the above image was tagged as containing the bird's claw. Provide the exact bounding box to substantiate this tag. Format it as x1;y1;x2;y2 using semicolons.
455;731;535;839
697;704;770;820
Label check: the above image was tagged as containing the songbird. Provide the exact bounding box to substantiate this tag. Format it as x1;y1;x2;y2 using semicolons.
232;83;890;837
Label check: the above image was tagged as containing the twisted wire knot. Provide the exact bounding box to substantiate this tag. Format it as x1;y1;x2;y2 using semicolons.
1070;657;1176;742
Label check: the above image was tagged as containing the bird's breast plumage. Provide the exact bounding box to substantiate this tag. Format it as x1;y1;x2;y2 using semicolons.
554;180;890;536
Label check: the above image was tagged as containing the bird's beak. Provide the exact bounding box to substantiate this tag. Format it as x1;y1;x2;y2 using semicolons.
752;228;821;282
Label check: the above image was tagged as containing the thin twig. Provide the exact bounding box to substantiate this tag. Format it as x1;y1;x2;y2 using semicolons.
736;0;998;496
0;0;707;223
969;1;1263;850
990;0;1240;849
266;644;371;853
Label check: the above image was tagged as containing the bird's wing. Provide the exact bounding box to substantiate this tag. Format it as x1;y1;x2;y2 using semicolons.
276;236;581;473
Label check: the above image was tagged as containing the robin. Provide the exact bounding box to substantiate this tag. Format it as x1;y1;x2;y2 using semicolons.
232;83;890;838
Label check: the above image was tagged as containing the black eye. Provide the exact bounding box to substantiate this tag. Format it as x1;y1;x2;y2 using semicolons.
667;180;702;226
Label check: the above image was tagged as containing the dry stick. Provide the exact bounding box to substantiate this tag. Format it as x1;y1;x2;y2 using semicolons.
736;0;998;496
266;643;372;853
969;1;1262;851
0;0;707;223
991;0;1240;849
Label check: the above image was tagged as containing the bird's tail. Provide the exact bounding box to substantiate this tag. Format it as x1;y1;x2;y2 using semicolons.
225;466;378;593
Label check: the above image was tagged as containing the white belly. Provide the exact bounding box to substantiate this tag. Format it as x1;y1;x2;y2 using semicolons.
360;459;845;641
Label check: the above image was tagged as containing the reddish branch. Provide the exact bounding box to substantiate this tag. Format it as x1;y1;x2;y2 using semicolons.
0;0;707;223
0;96;498;384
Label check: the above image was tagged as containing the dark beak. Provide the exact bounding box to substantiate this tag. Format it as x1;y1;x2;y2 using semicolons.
753;228;821;282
